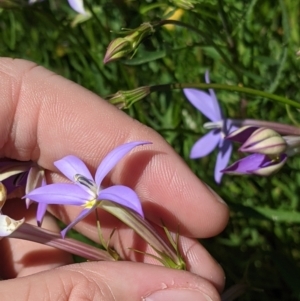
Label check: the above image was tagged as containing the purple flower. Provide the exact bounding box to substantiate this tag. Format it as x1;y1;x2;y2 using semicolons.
222;126;287;175
25;141;150;237
183;71;237;183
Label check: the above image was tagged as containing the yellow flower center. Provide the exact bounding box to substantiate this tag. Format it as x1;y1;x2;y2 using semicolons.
84;199;97;209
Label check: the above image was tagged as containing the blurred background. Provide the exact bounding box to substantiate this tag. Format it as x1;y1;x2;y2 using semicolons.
0;0;300;299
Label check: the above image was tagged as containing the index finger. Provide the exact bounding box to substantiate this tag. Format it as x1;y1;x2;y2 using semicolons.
0;58;228;238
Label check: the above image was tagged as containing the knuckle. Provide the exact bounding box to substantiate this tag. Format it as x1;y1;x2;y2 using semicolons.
58;266;116;301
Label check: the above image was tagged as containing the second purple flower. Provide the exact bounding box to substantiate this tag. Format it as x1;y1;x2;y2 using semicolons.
25;141;151;237
184;71;237;183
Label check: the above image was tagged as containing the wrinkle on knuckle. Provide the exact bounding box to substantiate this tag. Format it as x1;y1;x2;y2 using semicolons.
0;59;41;159
32;272;68;301
0;58;59;161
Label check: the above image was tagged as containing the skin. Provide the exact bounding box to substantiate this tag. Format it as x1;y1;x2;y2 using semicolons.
0;58;229;301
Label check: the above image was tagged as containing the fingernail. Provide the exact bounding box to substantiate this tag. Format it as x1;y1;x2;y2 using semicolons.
144;288;213;301
204;183;227;205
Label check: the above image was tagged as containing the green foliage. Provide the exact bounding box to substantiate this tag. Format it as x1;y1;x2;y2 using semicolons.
1;0;300;299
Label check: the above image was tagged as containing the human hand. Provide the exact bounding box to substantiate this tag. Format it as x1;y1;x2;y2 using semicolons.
0;58;228;301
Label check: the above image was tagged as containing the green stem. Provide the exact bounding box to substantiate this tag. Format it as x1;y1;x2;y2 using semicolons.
84;0;108;36
74;26;109;82
150;83;300;109
217;0;235;49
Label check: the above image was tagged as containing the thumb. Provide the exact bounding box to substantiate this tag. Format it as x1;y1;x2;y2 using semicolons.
0;261;220;301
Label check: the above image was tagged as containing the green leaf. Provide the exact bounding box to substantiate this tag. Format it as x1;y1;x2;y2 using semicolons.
122;50;166;65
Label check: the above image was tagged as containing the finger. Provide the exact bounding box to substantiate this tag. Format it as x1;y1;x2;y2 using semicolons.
0;261;221;301
48;207;225;292
0;58;228;238
0;198;73;279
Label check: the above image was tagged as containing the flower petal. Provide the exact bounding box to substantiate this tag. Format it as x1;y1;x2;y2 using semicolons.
2;176;20;195
0;215;24;238
221;153;267;175
221;153;286;175
95;141;151;186
54;155;93;192
25;183;90;206
226;126;258;143
31;176;48;225
98;185;144;217
183;89;219;122
214;139;232;183
61;207;94;238
26;166;45;194
25;166;45;208
239;128;287;155
36;203;47;227
67;0;86;14
190;130;220;159
205;70;222;120
224;119;239;135
0;164;30;182
254;154;287;176
240;135;287;155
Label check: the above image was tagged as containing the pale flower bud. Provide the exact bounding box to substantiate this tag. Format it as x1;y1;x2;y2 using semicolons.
103;23;155;64
106;86;150;109
254;154;287;176
240;127;287;155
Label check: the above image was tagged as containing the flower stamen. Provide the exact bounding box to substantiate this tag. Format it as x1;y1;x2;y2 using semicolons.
74;174;97;192
203;120;224;130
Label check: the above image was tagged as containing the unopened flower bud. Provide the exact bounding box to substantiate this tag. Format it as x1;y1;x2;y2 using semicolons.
103;38;132;64
254;154;287;176
103;23;155;64
226;126;258;143
222;153;287;176
106;86;150;109
239;127;287;155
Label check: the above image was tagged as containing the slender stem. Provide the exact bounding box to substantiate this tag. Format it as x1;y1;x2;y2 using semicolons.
234;119;300;136
267;0;289;93
10;223;114;262
76;26;109;81
216;0;246;115
286;104;300;126
150;83;300;109
157;19;242;80
217;0;235;49
84;1;108;37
